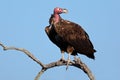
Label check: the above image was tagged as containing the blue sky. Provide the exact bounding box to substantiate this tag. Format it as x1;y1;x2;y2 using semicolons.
0;0;120;80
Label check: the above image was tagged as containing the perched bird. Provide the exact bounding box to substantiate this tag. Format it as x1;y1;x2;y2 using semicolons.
45;7;96;66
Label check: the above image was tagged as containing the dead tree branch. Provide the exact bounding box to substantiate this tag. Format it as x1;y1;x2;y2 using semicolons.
0;42;45;68
0;42;95;80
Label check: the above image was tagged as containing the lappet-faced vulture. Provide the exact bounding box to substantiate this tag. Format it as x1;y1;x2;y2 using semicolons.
45;7;96;66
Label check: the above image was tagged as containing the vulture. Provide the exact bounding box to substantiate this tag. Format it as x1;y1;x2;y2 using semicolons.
45;7;96;65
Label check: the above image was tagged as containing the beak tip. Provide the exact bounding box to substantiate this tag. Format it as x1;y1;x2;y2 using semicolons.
62;9;68;13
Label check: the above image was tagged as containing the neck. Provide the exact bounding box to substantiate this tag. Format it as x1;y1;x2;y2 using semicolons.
54;13;60;23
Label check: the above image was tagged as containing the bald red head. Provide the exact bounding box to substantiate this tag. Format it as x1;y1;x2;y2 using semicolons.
54;7;68;14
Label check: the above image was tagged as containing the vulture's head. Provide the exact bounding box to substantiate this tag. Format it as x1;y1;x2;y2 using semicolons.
54;7;68;14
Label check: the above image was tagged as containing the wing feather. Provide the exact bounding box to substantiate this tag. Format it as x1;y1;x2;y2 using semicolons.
54;19;95;55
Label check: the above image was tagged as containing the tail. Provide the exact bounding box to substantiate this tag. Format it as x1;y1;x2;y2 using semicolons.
87;49;96;60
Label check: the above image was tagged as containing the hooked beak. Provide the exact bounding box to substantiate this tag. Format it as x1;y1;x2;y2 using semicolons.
62;9;68;13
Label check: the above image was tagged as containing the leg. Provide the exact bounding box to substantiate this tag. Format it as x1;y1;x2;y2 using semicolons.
66;53;71;70
66;46;74;70
61;52;65;60
60;50;65;61
66;53;71;69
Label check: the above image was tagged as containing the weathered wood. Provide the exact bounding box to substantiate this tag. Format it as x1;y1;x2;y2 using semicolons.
0;42;95;80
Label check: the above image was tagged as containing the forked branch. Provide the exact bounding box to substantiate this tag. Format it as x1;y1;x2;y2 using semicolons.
0;42;95;80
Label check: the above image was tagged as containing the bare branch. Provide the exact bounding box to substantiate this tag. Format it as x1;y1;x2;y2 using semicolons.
35;68;46;80
0;42;45;68
38;59;95;80
0;42;95;80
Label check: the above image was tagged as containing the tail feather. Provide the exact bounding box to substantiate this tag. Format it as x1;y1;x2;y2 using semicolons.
87;54;95;59
87;49;96;59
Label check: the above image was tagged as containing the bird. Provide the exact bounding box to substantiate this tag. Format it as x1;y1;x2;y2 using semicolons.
45;7;96;67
